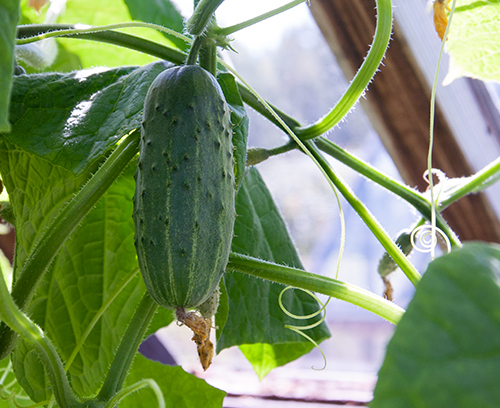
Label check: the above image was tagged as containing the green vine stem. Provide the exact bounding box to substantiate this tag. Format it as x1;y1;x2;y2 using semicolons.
214;0;306;36
237;84;461;248
305;141;422;286
186;35;205;65
0;131;141;360
439;156;500;208
198;37;217;76
0;261;80;407
187;0;225;36
294;0;393;139
227;252;405;324
315;137;461;247
16;24;188;65
97;293;158;403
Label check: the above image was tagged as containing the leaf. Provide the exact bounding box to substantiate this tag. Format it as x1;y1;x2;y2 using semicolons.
0;0;20;132
4;61;170;175
372;242;500;408
445;0;500;83
10;161;141;400
122;355;226;408
218;167;330;379
0;356;35;407
53;0;167;68
123;0;188;51
217;73;248;190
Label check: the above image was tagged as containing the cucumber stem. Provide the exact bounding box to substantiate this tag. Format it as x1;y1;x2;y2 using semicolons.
198;37;217;76
186;35;205;65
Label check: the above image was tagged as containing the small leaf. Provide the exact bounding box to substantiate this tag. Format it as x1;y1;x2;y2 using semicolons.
372;242;500;407
0;0;20;133
445;0;500;83
219;167;330;378
122;354;226;408
123;0;188;51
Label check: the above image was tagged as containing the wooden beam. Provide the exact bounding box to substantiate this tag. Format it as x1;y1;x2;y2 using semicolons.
309;0;500;243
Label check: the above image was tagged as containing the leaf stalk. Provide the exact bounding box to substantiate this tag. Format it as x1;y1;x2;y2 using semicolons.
227;252;405;325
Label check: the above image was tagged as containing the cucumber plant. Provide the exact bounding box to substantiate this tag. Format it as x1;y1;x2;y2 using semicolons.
1;0;500;406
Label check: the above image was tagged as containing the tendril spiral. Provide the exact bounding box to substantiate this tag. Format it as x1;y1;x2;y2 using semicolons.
410;224;451;254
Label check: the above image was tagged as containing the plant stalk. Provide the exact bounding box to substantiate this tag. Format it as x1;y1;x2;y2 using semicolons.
214;0;306;36
294;0;393;139
0;131;140;359
186;35;206;66
0;259;80;407
16;24;187;65
315;137;461;247
228;252;405;324
439;156;500;209
97;293;158;403
198;37;217;76
305;141;422;286
187;0;226;36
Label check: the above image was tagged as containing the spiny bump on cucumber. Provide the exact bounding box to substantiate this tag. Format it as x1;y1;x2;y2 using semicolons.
134;64;235;312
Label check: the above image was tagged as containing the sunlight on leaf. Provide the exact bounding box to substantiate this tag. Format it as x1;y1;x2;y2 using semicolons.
445;0;500;83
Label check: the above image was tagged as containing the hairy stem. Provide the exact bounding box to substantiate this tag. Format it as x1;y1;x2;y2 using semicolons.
305;141;422;286
97;293;158;403
228;252;405;324
214;0;306;36
16;24;188;65
439;154;500;209
315;137;461;247
198;37;217;76
187;0;226;35
0;131;140;359
0;261;80;407
186;35;205;65
294;0;393;139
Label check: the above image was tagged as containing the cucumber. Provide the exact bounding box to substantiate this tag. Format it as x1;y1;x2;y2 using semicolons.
134;64;235;310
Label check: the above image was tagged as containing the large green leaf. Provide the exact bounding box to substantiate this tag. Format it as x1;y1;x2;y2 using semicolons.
122;355;226;408
123;0;187;51
218;167;330;379
446;0;500;83
4;61;170;175
372;242;500;407
0;0;20;132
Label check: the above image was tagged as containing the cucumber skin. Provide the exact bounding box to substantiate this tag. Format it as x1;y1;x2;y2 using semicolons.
134;65;235;309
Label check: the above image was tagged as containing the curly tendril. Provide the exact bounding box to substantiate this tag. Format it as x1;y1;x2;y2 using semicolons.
416;169;451;256
278;287;330;370
410;224;451;254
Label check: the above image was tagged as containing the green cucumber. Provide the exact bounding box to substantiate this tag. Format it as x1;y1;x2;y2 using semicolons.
134;64;235;310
